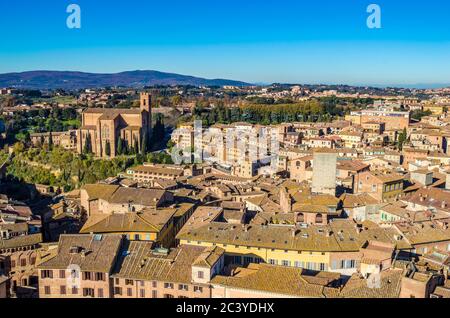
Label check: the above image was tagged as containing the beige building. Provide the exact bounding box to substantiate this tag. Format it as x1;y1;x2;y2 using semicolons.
38;234;122;298
30;130;78;150
77;92;152;158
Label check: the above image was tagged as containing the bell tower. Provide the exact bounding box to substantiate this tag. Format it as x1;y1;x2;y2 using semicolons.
140;92;151;113
140;92;152;148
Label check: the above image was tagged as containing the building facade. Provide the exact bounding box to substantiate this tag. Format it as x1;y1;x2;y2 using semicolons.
77;92;152;158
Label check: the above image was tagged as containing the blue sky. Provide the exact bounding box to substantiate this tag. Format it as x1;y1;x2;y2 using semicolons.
1;0;450;86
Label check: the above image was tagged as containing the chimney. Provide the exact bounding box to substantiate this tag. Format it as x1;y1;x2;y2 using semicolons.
442;201;447;209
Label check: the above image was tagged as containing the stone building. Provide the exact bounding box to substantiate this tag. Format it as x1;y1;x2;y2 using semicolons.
77;92;152;158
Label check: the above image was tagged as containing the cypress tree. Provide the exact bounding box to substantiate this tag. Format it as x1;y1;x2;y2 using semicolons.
105;141;111;157
83;133;92;154
141;133;148;156
117;136;123;155
48;131;53;149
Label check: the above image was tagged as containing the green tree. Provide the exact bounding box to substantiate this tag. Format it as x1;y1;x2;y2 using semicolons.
83;133;92;154
141;133;148;155
117;136;124;156
105;141;111;157
398;128;408;151
48;131;53;149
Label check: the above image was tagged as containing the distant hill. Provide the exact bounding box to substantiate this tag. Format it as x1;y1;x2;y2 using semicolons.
0;70;251;90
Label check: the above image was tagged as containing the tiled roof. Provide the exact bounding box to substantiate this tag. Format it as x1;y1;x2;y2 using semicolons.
112;243;220;283
211;263;340;298
178;219;412;252
80;209;176;234
339;269;404;298
0;233;42;250
39;234;122;272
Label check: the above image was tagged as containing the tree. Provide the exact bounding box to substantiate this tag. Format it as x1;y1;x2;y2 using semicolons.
398;128;407;151
105;141;111;157
83;133;92;154
48;131;54;149
117;136;124;156
141;133;148;156
134;140;139;155
171;95;182;106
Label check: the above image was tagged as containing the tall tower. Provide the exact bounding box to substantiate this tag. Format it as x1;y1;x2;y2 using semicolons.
140;92;152;148
312;149;337;196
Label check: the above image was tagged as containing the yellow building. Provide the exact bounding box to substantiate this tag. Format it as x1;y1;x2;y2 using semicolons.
177;219;411;275
80;208;177;248
423;104;447;115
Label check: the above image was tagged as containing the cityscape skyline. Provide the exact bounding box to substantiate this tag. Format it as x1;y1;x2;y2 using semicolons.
1;0;450;86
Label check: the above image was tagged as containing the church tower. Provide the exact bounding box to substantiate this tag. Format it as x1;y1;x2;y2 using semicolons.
140;92;152;149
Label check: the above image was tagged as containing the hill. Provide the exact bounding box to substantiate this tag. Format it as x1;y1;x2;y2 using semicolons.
0;70;251;90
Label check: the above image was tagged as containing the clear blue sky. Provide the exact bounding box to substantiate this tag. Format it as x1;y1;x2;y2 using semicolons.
1;0;450;86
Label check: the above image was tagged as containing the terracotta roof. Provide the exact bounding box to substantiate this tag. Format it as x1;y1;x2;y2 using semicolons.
112;243;220;283
339;269;404;298
80;209;176;234
39;234;122;272
211;263;340;298
178;219;412;252
0;233;42;250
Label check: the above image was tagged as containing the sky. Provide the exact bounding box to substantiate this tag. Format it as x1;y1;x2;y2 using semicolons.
1;0;450;86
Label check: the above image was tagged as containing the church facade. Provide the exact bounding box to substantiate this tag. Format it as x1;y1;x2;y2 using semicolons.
77;92;152;158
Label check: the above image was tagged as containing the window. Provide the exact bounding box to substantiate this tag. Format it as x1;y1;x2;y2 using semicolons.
268;259;277;265
98;289;104;298
164;283;174;289
178;284;188;291
319;263;327;271
115;278;120;285
294;261;304;268
282;260;291;267
140;289;145;298
127;288;132;297
44;286;51;295
152;290;157;298
20;259;26;267
60;286;66;295
83;272;93;281
152;281;157;288
243;256;253;265
125;279;134;286
197;271;204;279
83;288;95;297
114;287;122;296
164;294;174;299
59;270;66;279
194;286;203;293
72;287;78;295
41;270;53;279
